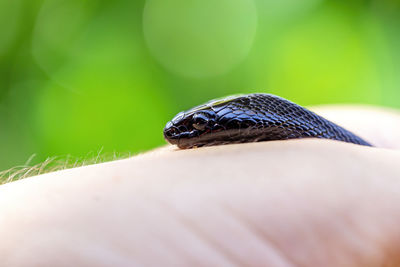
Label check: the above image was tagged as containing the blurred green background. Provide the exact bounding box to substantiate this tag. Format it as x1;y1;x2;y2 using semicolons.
0;0;399;170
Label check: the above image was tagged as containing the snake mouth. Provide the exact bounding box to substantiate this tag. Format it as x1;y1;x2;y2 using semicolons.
173;128;241;149
163;123;201;147
164;128;214;149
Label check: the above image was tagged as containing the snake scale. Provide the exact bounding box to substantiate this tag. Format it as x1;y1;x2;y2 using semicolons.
163;93;371;149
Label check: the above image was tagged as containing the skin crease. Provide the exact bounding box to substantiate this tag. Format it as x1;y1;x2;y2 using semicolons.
0;106;400;266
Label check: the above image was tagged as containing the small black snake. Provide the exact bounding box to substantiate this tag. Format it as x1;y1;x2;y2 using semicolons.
163;93;371;149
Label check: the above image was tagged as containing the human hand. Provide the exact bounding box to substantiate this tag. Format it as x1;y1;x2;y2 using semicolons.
0;105;399;266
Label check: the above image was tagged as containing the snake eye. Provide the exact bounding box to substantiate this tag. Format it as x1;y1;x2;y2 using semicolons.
192;113;209;131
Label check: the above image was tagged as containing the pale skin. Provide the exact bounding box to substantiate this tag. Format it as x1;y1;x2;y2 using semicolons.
0;106;400;267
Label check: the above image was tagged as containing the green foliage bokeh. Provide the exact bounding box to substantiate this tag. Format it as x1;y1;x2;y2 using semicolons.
0;0;399;169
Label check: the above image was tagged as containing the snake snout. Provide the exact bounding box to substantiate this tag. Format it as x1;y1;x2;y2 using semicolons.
163;123;180;144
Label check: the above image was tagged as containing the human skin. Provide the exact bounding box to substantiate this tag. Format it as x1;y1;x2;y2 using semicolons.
0;106;400;267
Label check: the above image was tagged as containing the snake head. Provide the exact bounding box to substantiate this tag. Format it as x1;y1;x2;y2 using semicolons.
163;95;258;149
163;108;219;148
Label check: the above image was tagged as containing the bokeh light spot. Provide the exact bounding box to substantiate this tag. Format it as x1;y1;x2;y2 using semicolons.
143;0;258;78
32;0;93;81
263;7;384;104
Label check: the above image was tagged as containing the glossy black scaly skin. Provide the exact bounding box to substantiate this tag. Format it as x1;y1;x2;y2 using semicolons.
163;94;372;149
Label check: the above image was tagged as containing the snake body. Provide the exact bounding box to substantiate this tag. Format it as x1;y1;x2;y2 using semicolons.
163;93;371;149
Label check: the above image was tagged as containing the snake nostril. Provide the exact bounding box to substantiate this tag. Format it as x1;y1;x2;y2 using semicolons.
164;126;179;138
165;130;173;137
